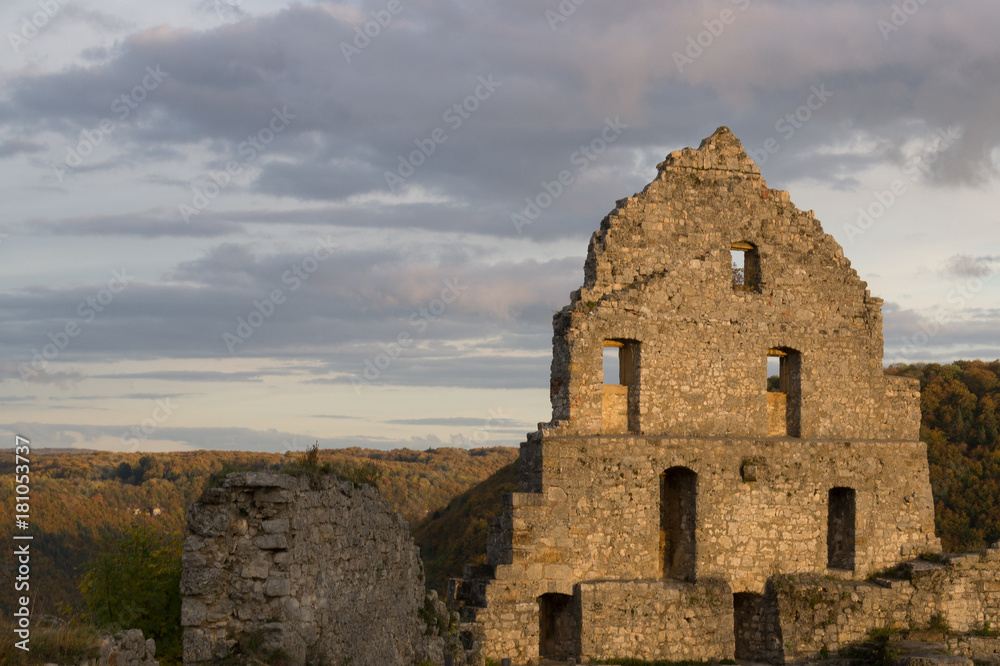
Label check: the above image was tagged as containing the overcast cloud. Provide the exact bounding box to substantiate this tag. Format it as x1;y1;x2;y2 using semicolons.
1;0;998;451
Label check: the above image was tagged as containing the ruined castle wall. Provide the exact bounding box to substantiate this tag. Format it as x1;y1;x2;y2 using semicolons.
772;545;1000;661
182;472;439;666
470;433;938;664
457;128;948;665
500;434;938;591
546;130;919;442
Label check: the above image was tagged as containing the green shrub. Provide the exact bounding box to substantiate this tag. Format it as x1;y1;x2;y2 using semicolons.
970;622;999;637
80;522;183;664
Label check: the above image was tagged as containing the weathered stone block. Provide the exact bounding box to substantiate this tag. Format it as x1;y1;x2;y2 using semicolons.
181;598;207;626
187;504;233;537
255;534;288;550
262;518;289;534
265;576;291;597
180;566;226;596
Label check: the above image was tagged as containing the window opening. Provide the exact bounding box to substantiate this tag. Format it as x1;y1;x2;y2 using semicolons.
731;242;761;292
766;348;801;437
603;344;621;385
602;340;639;434
767;356;781;392
828;487;856;570
660;467;697;581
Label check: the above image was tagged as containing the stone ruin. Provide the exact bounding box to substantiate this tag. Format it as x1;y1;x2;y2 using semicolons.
181;472;448;665
448;127;1000;664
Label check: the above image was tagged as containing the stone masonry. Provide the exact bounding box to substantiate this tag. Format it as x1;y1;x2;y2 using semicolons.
446;128;994;664
181;471;445;665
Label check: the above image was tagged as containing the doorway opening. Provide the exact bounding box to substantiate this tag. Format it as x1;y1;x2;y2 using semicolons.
660;467;697;581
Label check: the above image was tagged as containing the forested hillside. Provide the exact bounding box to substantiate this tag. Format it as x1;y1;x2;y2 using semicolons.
1;359;997;661
886;360;1000;551
0;446;517;617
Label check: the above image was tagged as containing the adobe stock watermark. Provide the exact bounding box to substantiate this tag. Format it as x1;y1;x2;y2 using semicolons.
120;398;179;451
351;278;467;394
877;0;930;41
223;236;335;353
18;269;133;383
842;126;961;244
545;0;587;31
340;0;412;63
8;0;71;54
179;106;295;222
384;75;501;190
747;84;833;166
52;66;169;182
673;0;751;73
451;407;511;447
511;116;628;235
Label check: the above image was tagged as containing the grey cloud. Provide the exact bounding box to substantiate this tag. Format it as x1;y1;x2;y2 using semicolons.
941;254;999;279
883;306;1000;364
4;0;997;229
0;362;84;386
33;209;244;237
0;242;572;390
91;370;265;383
0;138;44;158
383;417;535;428
0;421;443;453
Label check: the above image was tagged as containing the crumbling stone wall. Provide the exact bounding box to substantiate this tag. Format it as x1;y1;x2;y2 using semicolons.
182;472;442;665
450;128;947;665
547;127;919;442
769;544;1000;662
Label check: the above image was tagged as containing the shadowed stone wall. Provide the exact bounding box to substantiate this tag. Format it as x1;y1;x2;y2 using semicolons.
771;544;1000;662
182;472;443;665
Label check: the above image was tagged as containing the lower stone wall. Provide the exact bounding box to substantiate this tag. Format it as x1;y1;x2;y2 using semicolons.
182;472;442;666
466;577;734;664
947;636;1000;663
579;579;735;663
774;544;1000;661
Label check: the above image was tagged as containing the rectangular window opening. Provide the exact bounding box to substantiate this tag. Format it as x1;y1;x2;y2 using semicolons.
602;340;639;434
603;344;621;385
731;249;746;287
828;487;857;571
731;242;761;292
767;355;782;392
766;348;801;437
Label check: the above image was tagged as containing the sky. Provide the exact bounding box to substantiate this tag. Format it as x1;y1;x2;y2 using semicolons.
1;0;999;454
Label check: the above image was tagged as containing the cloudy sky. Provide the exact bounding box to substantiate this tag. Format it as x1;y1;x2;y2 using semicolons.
1;0;999;453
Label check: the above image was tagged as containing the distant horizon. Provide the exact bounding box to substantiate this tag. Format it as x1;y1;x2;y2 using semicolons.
2;2;998;453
